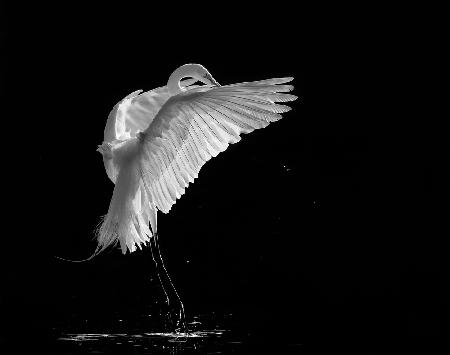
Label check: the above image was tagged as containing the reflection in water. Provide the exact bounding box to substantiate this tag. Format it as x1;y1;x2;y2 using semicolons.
56;314;236;354
58;330;227;354
58;316;230;354
55;313;303;354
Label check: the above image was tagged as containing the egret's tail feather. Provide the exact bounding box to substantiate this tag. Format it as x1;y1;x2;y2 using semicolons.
55;163;157;261
96;162;156;254
54;242;113;263
54;217;115;262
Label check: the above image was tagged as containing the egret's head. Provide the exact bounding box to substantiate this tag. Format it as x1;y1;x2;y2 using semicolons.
168;64;221;95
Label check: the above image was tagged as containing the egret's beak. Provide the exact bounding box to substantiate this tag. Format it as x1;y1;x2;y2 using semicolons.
210;77;221;87
204;73;221;87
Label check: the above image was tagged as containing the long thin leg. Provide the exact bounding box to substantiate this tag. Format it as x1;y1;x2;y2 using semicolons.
149;233;187;333
149;235;170;307
154;232;187;332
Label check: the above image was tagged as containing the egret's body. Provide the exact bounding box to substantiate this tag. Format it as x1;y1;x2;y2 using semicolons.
94;64;297;256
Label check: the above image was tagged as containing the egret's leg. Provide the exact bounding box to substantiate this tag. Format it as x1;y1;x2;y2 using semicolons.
149;234;170;306
154;232;187;332
149;233;187;333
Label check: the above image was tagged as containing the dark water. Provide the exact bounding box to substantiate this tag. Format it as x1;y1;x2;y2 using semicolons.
50;313;303;354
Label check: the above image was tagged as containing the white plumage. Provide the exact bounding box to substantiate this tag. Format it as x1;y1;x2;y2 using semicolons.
95;64;297;255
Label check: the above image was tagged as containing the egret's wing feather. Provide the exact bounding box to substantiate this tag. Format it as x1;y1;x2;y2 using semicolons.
138;78;297;213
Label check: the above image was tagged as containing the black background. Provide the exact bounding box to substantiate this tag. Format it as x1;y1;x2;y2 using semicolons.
1;3;449;354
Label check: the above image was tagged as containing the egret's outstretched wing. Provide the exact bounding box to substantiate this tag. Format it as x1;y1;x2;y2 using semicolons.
138;78;297;213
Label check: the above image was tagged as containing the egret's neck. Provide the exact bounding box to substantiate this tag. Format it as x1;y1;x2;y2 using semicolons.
167;63;213;95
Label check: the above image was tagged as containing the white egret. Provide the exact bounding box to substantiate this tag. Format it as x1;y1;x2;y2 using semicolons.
58;63;297;330
94;64;297;256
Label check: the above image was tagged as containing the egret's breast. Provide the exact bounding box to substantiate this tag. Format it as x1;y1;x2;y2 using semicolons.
112;138;141;170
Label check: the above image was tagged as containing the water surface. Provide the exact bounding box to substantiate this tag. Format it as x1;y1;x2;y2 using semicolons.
53;312;303;354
